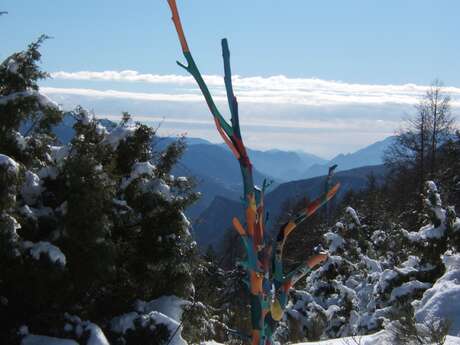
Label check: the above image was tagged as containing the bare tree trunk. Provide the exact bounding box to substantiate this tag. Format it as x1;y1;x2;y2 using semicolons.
430;86;439;177
419;111;425;210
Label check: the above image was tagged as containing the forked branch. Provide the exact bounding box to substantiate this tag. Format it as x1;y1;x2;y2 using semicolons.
167;0;251;167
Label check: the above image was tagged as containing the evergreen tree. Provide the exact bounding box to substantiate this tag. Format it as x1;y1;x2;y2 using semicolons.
0;35;62;167
370;181;460;334
0;40;202;345
284;207;380;341
0;36;67;344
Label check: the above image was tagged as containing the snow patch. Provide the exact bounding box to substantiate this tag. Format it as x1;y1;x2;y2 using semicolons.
140;178;171;199
324;232;344;253
147;311;186;345
23;241;66;266
6;58;19;74
61;315;110;345
20;205;36;220
426;180;438;192
389;280;431;302
112;198;128;207
21;335;79;345
95;123;108;136
37;166;59;180
50;145;70;164
36;92;60;110
15;131;27;150
136;295;189;322
346;206;361;226
21;171;42;204
375;269;398;294
403;224;445;241
110;312;138;334
291;330;460;344
0;154;20;174
361;255;382;273
0;90;59;109
111;296;190;345
85;323;110;345
120;161;156;189
2;213;21;239
415;254;460;336
103;122;136;149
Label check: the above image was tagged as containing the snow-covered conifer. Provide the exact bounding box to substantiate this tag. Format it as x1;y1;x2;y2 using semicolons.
285;207;377;340
0;40;201;345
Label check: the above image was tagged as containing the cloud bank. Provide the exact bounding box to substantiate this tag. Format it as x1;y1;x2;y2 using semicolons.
51;70;460;106
42;71;460;157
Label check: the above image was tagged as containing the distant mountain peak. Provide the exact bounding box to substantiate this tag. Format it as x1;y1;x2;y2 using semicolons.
302;136;396;179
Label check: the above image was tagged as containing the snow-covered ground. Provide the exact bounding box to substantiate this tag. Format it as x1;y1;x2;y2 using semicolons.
201;334;460;345
414;254;460;336
291;331;460;345
203;332;460;345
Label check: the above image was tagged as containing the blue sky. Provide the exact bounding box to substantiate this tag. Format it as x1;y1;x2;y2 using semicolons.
2;0;460;157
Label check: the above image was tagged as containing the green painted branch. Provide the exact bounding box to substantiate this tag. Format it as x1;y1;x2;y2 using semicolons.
179;52;234;137
222;38;242;139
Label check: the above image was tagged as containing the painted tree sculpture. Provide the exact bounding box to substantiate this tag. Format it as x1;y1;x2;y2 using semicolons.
167;1;340;344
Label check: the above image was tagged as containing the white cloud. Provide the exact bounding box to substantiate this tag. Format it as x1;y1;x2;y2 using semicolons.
41;73;460;156
51;70;222;86
50;70;460;107
42;87;206;102
98;114;397;132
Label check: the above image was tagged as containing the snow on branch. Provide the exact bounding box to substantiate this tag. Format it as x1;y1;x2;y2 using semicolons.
23;241;66;266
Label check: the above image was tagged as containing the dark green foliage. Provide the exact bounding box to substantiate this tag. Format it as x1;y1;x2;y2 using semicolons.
0;35;62;167
155;137;186;178
111;318;170;345
436;132;460;209
60;111;116;304
0;35;49;94
0;40;201;343
115;115;153;175
182;302;216;343
0;162;22;210
218;227;244;270
190;248;251;344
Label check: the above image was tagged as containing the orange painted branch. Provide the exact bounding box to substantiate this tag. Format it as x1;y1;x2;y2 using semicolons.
306;252;329;268
246;196;257;237
232;217;246;236
167;0;189;53
213;117;241;159
288;252;329;286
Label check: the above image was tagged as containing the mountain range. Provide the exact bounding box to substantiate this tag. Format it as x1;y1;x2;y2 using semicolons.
193;164;387;250
301;136;396;178
50;115;395;248
169;135;394;220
